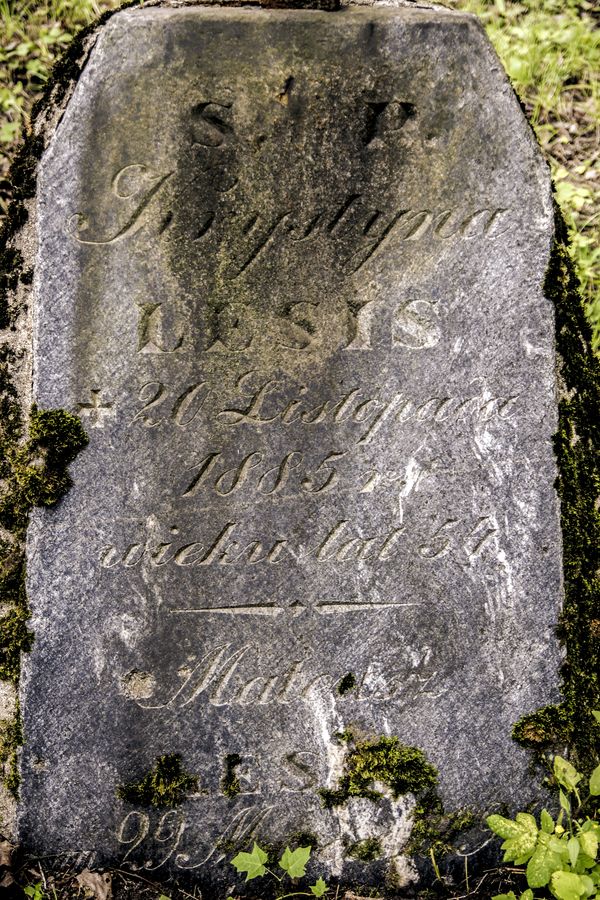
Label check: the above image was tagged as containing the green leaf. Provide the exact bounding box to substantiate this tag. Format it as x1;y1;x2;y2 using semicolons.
592;711;600;725
554;757;583;794
488;812;539;864
310;877;328;897
560;790;572;815
495;813;538;864
24;888;43;900
550;870;587;900
488;814;522;839
541;810;555;834
492;894;517;900
159;896;171;900
521;891;534;900
550;835;567;854
579;832;598;860
527;838;563;888
589;764;600;796
568;836;581;867
279;845;311;879
579;874;594;896
231;843;268;881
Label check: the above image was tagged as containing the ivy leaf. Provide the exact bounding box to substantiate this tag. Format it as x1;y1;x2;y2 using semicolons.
541;810;555;834
310;877;328;897
550;870;587;900
554;757;582;794
279;846;311;879
231;843;268;881
589;764;600;797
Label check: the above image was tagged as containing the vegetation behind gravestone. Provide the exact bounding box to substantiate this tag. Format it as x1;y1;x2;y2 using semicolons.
1;0;598;348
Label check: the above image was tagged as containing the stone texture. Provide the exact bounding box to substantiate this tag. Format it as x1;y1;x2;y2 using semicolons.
20;3;562;888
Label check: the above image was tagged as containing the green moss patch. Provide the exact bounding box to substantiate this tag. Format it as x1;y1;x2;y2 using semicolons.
221;752;242;798
117;753;199;809
319;734;438;808
407;797;478;857
513;204;600;772
337;672;357;695
348;837;383;861
0;404;87;698
0;700;23;797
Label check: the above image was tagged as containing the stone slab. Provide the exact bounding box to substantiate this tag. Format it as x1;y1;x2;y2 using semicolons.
20;4;562;888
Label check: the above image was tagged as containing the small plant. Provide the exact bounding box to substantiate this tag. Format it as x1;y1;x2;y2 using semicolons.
230;843;328;899
24;884;45;900
487;723;600;900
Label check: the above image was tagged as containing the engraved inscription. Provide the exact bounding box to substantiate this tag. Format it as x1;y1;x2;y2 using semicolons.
117;806;274;872
122;642;442;710
137;301;186;353
99;514;500;571
77;389;114;427
129;376;520;434
190;101;234;147
363;99;416;146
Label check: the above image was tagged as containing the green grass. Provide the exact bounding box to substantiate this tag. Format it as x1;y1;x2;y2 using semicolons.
449;0;599;349
0;0;118;210
0;0;598;348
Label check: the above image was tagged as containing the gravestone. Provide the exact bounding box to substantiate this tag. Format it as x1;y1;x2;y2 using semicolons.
16;0;564;889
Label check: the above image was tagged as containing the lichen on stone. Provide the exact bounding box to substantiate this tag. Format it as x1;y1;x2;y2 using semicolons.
117;753;198;808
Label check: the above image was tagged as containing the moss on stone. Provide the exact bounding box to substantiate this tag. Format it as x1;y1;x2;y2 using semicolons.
337;672;357;695
289;830;319;850
407;795;478;856
319;734;438;808
117;753;198;808
0;700;23;797
0;406;87;530
334;728;354;744
0;295;88;788
0;595;34;684
348;837;383;861
0;402;86;694
512;203;600;772
221;752;242;798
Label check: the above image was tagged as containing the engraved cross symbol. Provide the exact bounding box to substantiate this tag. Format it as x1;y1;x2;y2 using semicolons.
77;390;113;427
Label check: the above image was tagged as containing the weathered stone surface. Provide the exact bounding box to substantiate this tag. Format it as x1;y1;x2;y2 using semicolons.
20;3;562;888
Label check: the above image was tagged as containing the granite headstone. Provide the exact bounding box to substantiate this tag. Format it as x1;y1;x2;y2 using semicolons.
19;2;562;888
